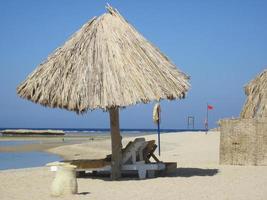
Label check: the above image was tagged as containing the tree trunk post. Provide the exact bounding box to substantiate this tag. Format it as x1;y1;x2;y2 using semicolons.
109;107;122;180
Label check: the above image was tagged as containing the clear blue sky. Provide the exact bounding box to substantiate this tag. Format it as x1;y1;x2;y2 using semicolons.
0;0;267;129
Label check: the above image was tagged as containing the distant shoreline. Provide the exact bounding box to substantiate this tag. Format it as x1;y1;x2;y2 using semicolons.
0;129;65;136
0;128;208;133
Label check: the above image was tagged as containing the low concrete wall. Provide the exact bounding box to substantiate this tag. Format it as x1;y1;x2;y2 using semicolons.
219;118;267;165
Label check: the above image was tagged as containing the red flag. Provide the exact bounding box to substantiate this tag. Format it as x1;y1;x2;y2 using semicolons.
208;105;213;110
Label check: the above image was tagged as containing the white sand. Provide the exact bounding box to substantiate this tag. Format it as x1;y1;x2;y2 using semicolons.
1;131;267;200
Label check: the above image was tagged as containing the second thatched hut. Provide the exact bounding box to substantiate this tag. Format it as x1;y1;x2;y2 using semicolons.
219;69;267;166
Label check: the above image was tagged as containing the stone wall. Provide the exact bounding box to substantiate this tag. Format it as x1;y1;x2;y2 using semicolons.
219;118;267;165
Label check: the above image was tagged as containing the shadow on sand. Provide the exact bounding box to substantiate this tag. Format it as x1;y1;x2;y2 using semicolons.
77;192;90;195
167;168;219;177
77;167;219;181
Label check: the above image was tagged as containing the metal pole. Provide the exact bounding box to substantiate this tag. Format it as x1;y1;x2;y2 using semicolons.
157;119;161;156
187;116;195;130
157;107;161;156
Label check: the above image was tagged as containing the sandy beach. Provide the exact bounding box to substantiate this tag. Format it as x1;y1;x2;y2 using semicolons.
0;131;267;200
1;1;267;199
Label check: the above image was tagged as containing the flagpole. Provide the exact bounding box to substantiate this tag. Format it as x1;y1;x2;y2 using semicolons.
206;103;209;132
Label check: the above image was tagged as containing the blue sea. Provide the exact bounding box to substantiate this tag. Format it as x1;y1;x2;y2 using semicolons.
0;127;205;135
0;128;205;170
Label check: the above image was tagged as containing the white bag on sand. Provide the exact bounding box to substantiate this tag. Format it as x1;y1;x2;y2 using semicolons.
50;164;78;197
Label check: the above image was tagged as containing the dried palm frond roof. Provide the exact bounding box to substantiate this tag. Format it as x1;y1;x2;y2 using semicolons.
17;5;190;113
241;69;267;118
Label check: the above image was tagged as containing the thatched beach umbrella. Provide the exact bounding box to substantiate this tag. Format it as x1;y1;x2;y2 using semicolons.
241;69;267;118
17;5;190;179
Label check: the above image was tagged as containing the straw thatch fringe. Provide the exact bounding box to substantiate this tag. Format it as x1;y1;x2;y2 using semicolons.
17;5;190;113
240;69;267;118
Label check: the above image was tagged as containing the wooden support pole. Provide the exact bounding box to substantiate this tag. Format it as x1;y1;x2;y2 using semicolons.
109;107;122;180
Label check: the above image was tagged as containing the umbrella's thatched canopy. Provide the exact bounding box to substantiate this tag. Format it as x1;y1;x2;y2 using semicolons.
17;6;190;113
241;69;267;118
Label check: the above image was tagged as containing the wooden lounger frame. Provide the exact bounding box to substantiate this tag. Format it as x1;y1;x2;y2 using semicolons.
57;138;176;179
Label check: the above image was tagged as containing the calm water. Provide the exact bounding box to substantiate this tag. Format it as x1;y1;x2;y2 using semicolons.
0;151;61;170
0;140;39;147
0;140;61;170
